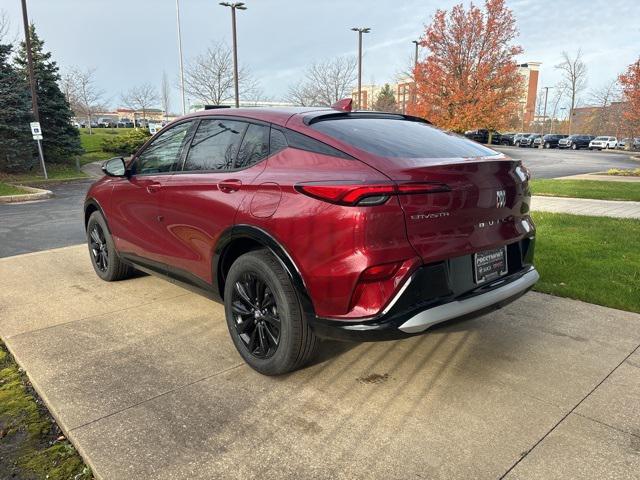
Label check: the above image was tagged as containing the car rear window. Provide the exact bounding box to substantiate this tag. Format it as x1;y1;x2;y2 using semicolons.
310;118;499;158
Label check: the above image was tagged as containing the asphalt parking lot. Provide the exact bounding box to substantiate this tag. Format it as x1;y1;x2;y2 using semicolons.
1;245;639;479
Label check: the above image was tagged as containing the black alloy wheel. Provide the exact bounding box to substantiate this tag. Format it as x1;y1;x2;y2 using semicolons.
89;223;109;272
223;249;318;375
86;211;134;281
231;272;281;359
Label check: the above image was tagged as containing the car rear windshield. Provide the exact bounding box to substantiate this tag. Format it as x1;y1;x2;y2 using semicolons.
310;118;499;158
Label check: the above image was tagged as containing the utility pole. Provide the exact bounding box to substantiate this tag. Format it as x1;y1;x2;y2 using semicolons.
20;0;47;179
541;86;551;138
220;2;246;108
176;0;186;115
411;39;420;111
351;27;370;110
520;101;526;132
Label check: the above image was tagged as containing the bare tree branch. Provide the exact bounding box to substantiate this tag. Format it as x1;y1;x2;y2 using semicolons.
121;83;159;127
183;41;258;105
587;79;620;134
0;10;9;43
555;49;588;133
287;57;357;106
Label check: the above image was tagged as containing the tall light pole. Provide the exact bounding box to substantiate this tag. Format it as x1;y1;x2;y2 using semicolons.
411;39;420;110
351;27;370;110
176;0;186;115
20;0;47;179
220;2;246;108
541;86;552;137
520;100;526;132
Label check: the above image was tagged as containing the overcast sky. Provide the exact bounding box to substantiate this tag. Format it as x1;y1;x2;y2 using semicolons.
2;0;639;113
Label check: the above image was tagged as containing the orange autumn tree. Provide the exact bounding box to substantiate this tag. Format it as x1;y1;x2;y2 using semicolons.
410;0;523;137
618;57;640;137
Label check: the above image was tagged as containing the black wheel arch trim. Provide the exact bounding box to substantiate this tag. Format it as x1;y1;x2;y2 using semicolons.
214;225;317;323
84;197;112;234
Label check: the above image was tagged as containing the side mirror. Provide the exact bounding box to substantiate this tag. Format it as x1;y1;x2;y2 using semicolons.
102;157;127;177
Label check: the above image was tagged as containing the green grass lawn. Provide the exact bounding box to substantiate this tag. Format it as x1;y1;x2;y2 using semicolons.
0;342;92;479
530;179;640;202
532;212;640;313
0;163;88;184
0;182;28;196
79;128;133;164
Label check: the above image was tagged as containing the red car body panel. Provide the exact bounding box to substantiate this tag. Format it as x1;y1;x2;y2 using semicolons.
86;107;535;332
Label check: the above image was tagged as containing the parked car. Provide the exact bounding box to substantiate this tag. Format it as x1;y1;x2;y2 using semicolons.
85;103;538;375
519;134;541;147
513;133;533;146
589;136;618;150
463;129;502;145
499;132;517;145
117;119;134;128
540;134;568;149
558;134;595;150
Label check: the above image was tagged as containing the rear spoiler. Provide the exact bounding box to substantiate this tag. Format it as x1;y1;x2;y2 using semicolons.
304;111;433;126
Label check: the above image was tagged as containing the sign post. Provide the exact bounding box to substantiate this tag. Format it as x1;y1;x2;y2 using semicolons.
30;121;47;179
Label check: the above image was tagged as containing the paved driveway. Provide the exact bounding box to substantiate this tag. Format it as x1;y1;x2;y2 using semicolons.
1;246;639;479
0;180;91;257
493;146;638;179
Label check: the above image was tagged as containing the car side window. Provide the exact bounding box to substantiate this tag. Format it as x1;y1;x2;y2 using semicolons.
235;124;270;169
269;128;288;153
136;122;192;175
183;119;247;171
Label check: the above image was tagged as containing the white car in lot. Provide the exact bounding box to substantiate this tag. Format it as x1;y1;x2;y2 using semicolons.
589;136;617;150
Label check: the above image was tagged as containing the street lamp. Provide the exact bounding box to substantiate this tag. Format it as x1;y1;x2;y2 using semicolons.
412;40;420;71
540;86;552;137
176;0;186;115
410;39;420;110
220;2;247;108
351;27;371;110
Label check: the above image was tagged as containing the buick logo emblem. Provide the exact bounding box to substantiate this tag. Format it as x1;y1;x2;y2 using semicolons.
496;190;506;208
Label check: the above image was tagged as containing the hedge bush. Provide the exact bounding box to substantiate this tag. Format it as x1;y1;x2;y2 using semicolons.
101;129;151;156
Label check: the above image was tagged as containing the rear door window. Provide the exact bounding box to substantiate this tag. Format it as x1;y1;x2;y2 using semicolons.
235;124;269;169
183;119;247;171
311;118;499;158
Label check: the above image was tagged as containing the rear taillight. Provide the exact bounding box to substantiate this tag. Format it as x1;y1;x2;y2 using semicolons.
295;182;450;206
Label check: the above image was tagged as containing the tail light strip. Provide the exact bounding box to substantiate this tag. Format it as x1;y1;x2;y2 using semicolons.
295;182;450;206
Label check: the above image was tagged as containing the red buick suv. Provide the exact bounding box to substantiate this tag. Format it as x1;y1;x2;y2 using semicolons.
85;104;538;375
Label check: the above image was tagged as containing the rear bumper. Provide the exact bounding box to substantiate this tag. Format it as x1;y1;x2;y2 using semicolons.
310;238;537;341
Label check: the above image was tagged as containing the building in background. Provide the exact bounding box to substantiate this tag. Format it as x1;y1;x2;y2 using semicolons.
570;101;627;136
518;62;541;127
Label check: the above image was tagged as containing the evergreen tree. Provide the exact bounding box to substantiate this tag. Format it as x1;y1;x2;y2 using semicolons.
0;43;33;171
373;84;398;113
15;25;81;163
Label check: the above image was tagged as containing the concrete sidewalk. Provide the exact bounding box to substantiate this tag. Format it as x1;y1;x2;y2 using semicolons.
532;195;640;219
1;245;640;479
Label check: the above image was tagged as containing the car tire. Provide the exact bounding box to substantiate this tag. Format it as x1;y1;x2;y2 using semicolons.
87;211;134;281
571;144;578;150
224;249;319;376
544;142;550;149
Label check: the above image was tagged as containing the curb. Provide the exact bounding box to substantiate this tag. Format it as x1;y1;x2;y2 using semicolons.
0;185;54;204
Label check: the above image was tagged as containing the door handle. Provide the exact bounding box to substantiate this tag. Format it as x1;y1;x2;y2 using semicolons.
219;179;242;193
146;183;162;194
